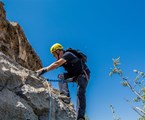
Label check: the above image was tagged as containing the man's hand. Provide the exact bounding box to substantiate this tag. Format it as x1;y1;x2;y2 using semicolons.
58;74;64;80
36;68;47;76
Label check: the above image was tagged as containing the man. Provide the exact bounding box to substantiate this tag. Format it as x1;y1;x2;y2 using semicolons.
36;43;90;120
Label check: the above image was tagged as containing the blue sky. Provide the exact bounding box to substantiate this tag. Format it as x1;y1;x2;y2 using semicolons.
2;0;145;119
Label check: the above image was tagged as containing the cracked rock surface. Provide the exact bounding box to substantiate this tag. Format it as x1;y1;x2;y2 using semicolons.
0;52;76;120
0;2;42;71
0;2;76;120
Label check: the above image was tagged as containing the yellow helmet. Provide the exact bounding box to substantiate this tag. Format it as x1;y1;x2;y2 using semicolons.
50;43;63;53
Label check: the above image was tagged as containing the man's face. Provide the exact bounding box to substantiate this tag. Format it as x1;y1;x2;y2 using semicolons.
52;50;60;60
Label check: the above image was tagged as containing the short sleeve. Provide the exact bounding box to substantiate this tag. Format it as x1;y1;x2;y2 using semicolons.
62;51;77;62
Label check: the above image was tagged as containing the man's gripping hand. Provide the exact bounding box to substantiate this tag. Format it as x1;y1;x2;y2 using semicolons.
36;68;47;76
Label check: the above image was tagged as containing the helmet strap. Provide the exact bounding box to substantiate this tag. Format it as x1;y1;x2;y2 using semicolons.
55;50;60;60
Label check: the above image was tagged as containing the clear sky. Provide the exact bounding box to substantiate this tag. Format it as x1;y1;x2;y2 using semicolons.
2;0;145;120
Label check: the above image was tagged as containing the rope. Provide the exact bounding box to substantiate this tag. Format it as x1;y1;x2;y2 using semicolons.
47;78;74;119
46;79;66;83
36;76;74;119
46;77;74;83
48;86;52;120
46;78;73;119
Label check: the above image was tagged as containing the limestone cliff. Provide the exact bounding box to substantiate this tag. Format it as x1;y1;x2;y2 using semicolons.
0;52;76;120
0;2;76;120
0;2;42;71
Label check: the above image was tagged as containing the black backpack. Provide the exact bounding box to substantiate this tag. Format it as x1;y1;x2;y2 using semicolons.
66;48;87;63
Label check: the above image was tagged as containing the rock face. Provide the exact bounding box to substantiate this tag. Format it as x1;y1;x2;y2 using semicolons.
0;52;76;120
0;2;76;120
0;2;42;71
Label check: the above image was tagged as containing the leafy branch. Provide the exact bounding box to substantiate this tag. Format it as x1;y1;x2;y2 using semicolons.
109;57;145;118
110;105;121;120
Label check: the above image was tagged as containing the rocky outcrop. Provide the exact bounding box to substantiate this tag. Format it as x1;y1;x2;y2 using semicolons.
0;52;76;120
0;2;76;120
0;2;42;71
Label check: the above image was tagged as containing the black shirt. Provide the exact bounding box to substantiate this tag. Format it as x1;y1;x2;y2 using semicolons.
61;51;84;77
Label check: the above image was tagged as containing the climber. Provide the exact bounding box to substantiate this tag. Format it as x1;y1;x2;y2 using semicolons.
36;43;90;120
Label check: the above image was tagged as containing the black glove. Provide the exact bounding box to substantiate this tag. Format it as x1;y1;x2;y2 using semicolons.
36;69;47;76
